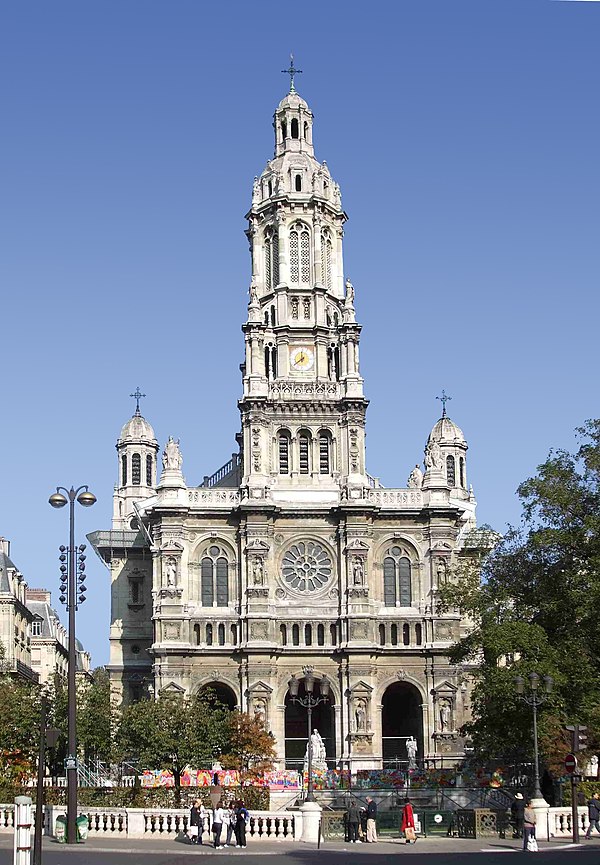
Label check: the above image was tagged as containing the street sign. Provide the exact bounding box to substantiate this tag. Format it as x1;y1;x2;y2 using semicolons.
565;753;577;774
64;757;78;771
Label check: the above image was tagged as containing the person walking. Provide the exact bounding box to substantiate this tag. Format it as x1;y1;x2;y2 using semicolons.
401;797;416;843
347;800;360;843
523;800;536;851
189;799;204;845
212;800;224;849
585;793;600;838
366;796;378;843
511;793;525;839
235;800;249;848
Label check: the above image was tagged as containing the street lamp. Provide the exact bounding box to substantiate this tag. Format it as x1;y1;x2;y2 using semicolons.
514;672;553;802
49;485;96;844
288;668;330;802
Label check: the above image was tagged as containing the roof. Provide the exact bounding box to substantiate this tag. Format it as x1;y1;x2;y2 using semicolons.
0;550;18;593
428;415;466;445
118;412;157;444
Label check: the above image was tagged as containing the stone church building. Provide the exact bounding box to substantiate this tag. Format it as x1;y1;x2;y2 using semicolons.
90;80;481;772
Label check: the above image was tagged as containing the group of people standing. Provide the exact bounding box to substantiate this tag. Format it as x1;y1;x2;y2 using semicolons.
189;799;250;849
510;794;537;851
344;797;417;844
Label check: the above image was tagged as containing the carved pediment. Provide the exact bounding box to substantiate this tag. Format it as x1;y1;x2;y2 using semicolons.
344;539;369;554
160;540;185;553
247;680;274;696
431;680;458;696
246;539;270;553
348;680;373;696
160;681;185;695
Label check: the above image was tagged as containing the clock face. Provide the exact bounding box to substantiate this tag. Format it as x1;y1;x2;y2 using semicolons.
290;346;315;371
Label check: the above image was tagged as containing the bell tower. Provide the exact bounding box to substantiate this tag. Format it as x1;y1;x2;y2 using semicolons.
239;73;368;500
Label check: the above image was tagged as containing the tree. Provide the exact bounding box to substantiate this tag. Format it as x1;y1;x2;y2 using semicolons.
439;420;600;765
77;667;115;765
221;711;276;782
0;675;41;781
115;691;231;803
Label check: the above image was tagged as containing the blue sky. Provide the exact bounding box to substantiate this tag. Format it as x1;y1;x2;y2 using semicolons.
1;0;598;668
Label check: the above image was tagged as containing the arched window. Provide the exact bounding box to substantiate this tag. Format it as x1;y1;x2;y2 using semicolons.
391;624;398;646
446;455;456;486
303;121;308;139
319;432;331;474
146;454;153;486
270;305;276;326
230;623;237;645
281;120;287;139
292;624;300;646
265;343;277;380
194;624;200;646
280;624;287;646
459;457;465;488
330;623;337;645
305;624;312;646
299;431;311;474
206;624;213;646
121;455;127;486
295;174;302;192
278;431;291;474
268;180;272;196
379;624;386;646
131;453;141;485
218;623;225;646
403;623;410;646
200;545;230;607
264;228;279;290
317;624;325;646
289;223;310;284
383;546;414;607
415;623;422;646
291;118;299;139
321;231;333;289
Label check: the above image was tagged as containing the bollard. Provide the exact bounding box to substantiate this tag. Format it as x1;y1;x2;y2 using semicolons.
14;796;32;865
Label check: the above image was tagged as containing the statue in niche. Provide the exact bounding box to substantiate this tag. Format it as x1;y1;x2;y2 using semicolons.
344;278;355;306
162;437;183;471
252;176;260;203
252;557;264;586
249;283;259;306
254;700;267;725
406;736;418;769
424;441;442;470
352;557;364;585
165;556;177;586
326;306;332;326
407;464;424;489
355;701;367;732
439;699;452;732
436;559;448;584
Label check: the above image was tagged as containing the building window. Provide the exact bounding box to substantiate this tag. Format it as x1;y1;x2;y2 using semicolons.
200;544;230;607
264;228;279;290
280;624;287;646
321;231;332;289
206;624;213;645
305;624;312;646
391;624;398;646
459;457;465;487
403;623;410;646
194;624;200;645
131;453;141;485
446;455;456;486
265;343;277;380
218;624;225;646
299;431;310;474
295;173;302;191
278;431;291;474
319;432;331;474
290;223;310;284
415;623;422;645
317;624;325;646
383;546;413;607
121;454;127;486
31;621;42;637
379;624;385;646
291;118;299;139
230;623;237;644
292;624;300;646
146;454;153;486
330;623;337;645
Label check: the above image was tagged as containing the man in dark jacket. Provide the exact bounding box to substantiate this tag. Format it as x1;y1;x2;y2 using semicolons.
346;800;360;843
366;797;378;843
510;793;525;839
585;793;600;838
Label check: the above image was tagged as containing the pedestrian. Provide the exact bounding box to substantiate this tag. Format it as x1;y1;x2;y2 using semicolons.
235;799;249;848
511;793;525;839
221;803;232;847
401;797;416;843
346;799;360;843
359;806;367;841
225;802;237;846
189;798;204;845
523;800;537;852
585;792;600;839
366;796;378;843
213;800;224;849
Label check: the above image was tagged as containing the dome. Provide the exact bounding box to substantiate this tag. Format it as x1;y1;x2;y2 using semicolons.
427;415;466;445
276;91;310;112
119;413;157;444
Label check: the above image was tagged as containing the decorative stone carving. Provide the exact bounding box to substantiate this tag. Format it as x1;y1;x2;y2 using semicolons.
163;622;181;641
247;587;269;598
281;541;332;594
250;621;269;640
406;736;417;769
162;436;183;471
407;465;424;488
165;556;177;586
439;697;452;732
348;586;368;597
350;620;368;640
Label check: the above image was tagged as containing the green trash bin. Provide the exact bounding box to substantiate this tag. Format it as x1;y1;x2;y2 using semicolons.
55;815;67;843
76;815;88;842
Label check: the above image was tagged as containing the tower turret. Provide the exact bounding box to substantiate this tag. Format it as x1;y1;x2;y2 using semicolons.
113;390;159;529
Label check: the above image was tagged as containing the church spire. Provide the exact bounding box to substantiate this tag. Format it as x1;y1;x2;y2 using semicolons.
281;53;302;94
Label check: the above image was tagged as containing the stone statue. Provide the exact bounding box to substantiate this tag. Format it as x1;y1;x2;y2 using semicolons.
248;283;259;306
439;699;452;732
352;557;364;585
355;702;366;732
307;728;326;765
407;465;423;489
585;755;599;778
344;278;355;306
165;556;177;586
436;559;447;584
424;441;442;470
252;557;264;586
254;700;266;725
252;176;260;203
162;436;183;471
406;736;417;769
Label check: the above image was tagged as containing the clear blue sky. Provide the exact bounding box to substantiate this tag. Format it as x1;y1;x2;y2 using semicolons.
1;0;598;668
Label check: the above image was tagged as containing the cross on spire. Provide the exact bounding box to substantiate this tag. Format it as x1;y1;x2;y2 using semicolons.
436;389;452;417
282;53;302;93
130;387;146;416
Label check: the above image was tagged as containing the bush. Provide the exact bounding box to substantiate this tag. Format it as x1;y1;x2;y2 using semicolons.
30;785;270;810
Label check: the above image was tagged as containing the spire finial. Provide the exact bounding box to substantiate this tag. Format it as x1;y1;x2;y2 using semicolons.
436;389;452;417
282;53;302;94
130;387;146;416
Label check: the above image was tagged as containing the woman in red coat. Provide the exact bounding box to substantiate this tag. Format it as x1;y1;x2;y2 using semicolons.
401;798;416;843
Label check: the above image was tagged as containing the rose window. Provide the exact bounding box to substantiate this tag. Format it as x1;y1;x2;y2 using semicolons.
282;541;332;592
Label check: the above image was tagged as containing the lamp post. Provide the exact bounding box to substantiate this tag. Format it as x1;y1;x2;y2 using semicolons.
288;668;330;802
49;485;96;844
514;672;553;802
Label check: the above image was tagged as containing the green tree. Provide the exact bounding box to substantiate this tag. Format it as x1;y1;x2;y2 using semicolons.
115;691;231;803
440;419;600;765
0;674;41;781
221;711;276;782
77;667;115;764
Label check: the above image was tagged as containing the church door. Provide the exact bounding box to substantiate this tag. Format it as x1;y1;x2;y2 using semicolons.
381;682;423;767
284;683;335;770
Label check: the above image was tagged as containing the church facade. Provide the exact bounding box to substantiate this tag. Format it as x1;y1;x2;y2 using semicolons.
90;81;480;772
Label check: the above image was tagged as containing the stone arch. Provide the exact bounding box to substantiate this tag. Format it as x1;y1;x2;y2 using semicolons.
197;679;238;711
281;671;337;770
380;679;424;767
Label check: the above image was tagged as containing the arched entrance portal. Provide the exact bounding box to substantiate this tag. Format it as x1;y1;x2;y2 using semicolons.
381;682;423;767
199;681;238;710
284;681;335;770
